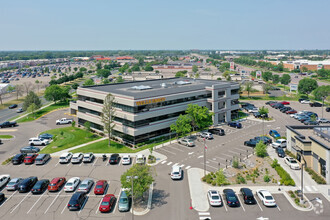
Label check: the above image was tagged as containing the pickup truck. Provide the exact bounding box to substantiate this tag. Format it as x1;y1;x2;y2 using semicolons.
56;118;73;125
0;121;17;128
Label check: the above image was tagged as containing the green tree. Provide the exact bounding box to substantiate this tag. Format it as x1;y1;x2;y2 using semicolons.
312;85;330;101
258;106;269;115
6;85;15;93
71;83;79;90
119;63;129;73
44;85;70;103
102;78;110;84
255;141;267;157
194;73;200;79
84;121;91;132
131;64;140;72
245;81;253;97
317;69;329;78
120;164;154;199
215;169;229;186
73;67;78;72
35;80;40;93
96;62;102;70
298;78;318;97
14;85;24;100
272;74;280;84
101;94;116;146
262;71;273;82
186;104;213;132
83;78;95;86
192;65;198;73
96;69;111;78
79;67;87;72
175;71;187;77
144;64;154;71
27;103;39;119
23;91;41;111
170;114;192;138
262;83;272;94
301;66;308;73
280;74;291;86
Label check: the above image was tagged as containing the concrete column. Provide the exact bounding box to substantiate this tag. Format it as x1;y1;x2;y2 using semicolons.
326;150;330;184
212;86;218;125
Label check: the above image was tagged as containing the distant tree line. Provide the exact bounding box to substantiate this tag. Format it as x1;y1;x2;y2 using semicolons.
49;72;84;85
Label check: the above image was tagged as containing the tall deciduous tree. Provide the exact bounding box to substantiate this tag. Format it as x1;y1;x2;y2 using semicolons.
255;141;267;157
298;78;318;97
262;71;273;82
280;74;291;86
23;82;33;96
14;84;24;100
192;65;198;73
272;74;280;84
245;81;253;97
170;114;192;138
312;85;330;101
102;94;116;146
186;104;213;132
27;103;38;119
44;85;70;103
83;78;95;86
23;91;41;111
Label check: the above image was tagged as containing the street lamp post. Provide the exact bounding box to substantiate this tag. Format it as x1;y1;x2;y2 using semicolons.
127;176;138;220
298;150;306;204
203;138;206;176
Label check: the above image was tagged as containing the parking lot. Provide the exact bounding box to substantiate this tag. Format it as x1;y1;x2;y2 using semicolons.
0;156;139;220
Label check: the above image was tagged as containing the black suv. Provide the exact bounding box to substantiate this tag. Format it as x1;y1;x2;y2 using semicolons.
18;177;38;193
12;153;27;165
68;192;87;211
109;154;120;164
310;102;322;107
208;128;225;136
240;188;256;204
31;179;50;194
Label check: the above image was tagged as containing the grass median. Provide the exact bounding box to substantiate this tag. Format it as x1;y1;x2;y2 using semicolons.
0;135;14;139
40;127;101;154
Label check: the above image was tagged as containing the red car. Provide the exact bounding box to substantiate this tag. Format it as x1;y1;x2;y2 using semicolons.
286;109;297;114
48;177;66;192
24;154;38;164
280;101;290;105
99;194;116;213
94;180;108;195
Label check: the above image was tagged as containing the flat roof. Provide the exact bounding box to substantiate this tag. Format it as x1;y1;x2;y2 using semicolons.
81;78;238;99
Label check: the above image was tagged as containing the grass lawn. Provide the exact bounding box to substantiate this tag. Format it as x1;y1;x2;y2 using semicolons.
0;135;14;139
239;95;300;101
71;137;177;154
40;127;101;154
15;101;69;123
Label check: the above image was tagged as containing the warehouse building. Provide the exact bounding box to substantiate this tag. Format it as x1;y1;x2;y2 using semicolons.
70;78;240;144
286;125;330;184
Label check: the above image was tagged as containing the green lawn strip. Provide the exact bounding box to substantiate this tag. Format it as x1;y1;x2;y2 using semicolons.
0;135;14;139
239;95;300;101
15;102;69;123
40;127;101;154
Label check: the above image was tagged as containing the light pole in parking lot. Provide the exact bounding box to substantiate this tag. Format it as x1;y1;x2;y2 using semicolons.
321;96;326;119
127;176;138;220
203;138;206;176
298;150;306;204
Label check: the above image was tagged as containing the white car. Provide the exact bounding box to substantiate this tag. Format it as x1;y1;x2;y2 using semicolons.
285;157;300;170
71;153;83;164
300;100;311;104
199;132;213;140
122;155;131;165
207;190;222;206
248;108;259;113
0;174;10;188
272;139;287;149
64;177;80;192
317;118;330;123
256;189;276;207
170;165;183;180
29;137;49;146
136;154;146;165
82;153;94;163
59;152;73;164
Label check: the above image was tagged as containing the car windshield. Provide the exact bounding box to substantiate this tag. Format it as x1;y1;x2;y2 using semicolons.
275;140;282;144
290;160;297;164
50;183;57;186
66;183;72;186
228;196;237;201
60;157;66;159
265;196;273;200
96;185;103;188
101;201;109;206
173;172;180;175
120;198;128;203
211;195;220;200
83;157;89;159
7;181;16;186
79;184;87;188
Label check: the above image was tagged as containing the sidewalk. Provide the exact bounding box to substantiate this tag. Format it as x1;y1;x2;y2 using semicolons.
187;168;209;212
13;101;54;121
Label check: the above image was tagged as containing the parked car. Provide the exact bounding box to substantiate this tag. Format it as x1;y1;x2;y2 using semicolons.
304;120;319;125
59;152;73;164
38;133;53;140
31;179;50;194
326;107;330;112
300;100;311;104
286;109;297;114
273;103;284;109
8;104;18;109
199;132;213;140
82;153;94;163
56;118;73;125
18;176;38;193
207;190;222;206
6;178;23;191
269;130;280;138
109;153;120;164
284;157;300;170
77;178;94;193
178;138;195;147
240;188;256;204
0;175;10;188
136;154;146;165
280;107;292;113
0;121;17;128
118;191;130;212
35;154;51;165
298;98;306;103
310;102;322;107
254;136;272;144
256;189;276;207
0;193;5;203
64;177;80;192
121;155;131;165
29;137;49;146
208;128;225;136
99;194;116;213
244;139;259;147
67;192;87;211
12;153;26;165
248;107;259;113
280;101;290;105
265;101;277;105
170;165;183;180
48;177;66;192
24;154;38;165
317;118;330;123
272;139;287;148
223;189;239;207
276;147;285;158
71;153;83;164
16;108;23;113
228;122;242;128
94;180;108;195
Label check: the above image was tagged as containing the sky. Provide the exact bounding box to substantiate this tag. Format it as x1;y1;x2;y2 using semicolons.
0;0;330;50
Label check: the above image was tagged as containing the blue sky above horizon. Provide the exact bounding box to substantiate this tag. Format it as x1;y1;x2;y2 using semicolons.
0;0;329;50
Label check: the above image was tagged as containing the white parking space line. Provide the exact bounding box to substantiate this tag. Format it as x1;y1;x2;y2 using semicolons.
79;162;83;166
166;145;184;152
161;161;167;164
237;195;245;212
228;150;241;155
233;148;248;152
158;148;176;155
311;186;318;191
27;193;44;214
67;163;70;167
221;153;235;158
185;166;191;169
113;188;122;214
10;192;31;213
214;156;226;161
179;164;185;168
255;197;263;211
95;197;103;214
44;190;61;214
199;212;210;215
0;191;17;208
223;199;228;212
78;196;88;215
92;157;98;166
305;186;312;192
276;203;281;211
55;162;59;167
173;163;178;166
61;198;70;214
201;163;218;170
167;162;172;166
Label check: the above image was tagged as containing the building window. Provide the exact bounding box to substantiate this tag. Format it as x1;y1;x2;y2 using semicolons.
231;89;239;95
218;102;225;109
218;91;225;98
231;99;239;105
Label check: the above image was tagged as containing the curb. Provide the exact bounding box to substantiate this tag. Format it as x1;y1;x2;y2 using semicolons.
133;182;154;216
13;102;55;121
34;107;69;121
283;190;313;212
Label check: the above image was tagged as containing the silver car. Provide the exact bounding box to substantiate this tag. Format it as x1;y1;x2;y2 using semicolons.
71;153;83;164
118;190;130;212
6;178;23;191
77;178;94;193
178;138;195;147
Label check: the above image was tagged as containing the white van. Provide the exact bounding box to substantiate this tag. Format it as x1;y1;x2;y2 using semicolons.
29;137;49;146
136;154;145;165
171;165;182;180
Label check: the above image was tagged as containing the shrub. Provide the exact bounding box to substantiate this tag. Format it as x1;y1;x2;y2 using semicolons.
212;181;216;186
236;174;246;184
232;157;239;168
215;169;229;186
272;161;295;186
271;159;279;168
255;141;267;157
71;120;76;127
305;167;326;184
263;175;271;183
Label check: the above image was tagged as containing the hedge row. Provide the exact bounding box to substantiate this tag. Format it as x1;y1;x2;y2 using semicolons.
305;167;326;184
271;159;295;186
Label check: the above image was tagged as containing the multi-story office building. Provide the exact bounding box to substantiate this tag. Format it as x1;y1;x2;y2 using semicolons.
286;125;330;184
70;78;240;144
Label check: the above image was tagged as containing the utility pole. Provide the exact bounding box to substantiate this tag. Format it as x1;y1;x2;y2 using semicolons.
127;176;138;220
299;150;306;204
203;138;206;176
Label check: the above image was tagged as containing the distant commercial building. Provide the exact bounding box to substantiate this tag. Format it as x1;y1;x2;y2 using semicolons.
70;78;240;145
266;60;330;71
286;125;330;184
